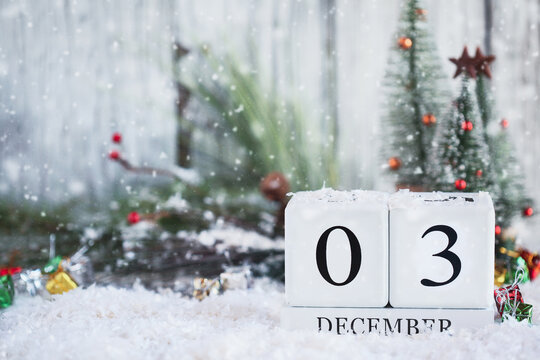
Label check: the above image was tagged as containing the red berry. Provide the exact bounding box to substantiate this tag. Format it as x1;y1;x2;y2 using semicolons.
495;225;501;236
127;211;141;224
455;179;467;191
112;132;122;143
476;169;483;178
523;207;534;217
109;150;120;160
461;120;473;131
500;118;509;129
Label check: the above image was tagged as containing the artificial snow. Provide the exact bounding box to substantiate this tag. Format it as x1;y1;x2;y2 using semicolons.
196;227;283;253
168;166;201;185
1;279;540;359
388;190;492;209
162;193;189;211
289;188;389;204
121;222;282;254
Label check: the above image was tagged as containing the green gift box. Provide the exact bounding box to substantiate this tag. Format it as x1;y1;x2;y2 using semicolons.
0;274;15;309
515;303;533;324
42;256;63;274
503;301;533;324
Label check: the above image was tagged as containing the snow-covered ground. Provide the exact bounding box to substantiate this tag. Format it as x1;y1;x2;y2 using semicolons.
1;279;540;360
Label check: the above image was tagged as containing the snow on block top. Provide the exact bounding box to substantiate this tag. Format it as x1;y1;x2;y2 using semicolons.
285;188;389;307
287;188;389;209
388;189;494;210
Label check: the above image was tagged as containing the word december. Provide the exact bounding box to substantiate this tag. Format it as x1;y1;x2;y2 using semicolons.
317;316;452;335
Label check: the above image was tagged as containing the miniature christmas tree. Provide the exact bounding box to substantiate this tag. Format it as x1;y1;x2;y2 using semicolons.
434;47;492;193
472;47;532;230
382;0;448;189
471;47;534;283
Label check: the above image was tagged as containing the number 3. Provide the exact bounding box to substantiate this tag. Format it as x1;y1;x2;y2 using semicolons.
420;225;462;287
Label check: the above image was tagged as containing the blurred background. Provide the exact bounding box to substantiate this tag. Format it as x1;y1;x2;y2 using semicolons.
1;0;539;290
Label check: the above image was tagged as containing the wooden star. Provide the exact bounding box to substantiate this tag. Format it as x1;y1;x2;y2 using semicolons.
473;47;496;79
449;46;477;79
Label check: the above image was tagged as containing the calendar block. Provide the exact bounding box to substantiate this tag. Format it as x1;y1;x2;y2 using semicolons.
281;306;494;335
285;189;389;307
388;191;495;308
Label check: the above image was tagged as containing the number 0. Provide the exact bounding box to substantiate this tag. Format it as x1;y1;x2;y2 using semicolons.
316;226;362;286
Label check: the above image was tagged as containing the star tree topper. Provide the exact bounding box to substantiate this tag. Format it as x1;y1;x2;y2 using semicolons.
449;46;478;79
473;47;496;79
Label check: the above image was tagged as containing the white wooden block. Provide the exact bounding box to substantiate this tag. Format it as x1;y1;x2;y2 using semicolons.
281;306;494;335
285;189;389;307
389;191;495;308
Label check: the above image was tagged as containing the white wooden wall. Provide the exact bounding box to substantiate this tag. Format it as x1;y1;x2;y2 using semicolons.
1;0;539;245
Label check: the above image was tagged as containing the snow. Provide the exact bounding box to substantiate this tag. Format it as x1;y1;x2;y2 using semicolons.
195;227;283;253
168;166;201;185
121;221;157;249
388;190;492;209
1;279;540;359
290;188;389;204
162;193;189;211
120;220;282;256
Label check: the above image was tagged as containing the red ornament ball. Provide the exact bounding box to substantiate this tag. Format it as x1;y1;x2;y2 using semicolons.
495;225;501;236
112;132;122;143
500;118;509;129
461;120;473;131
398;37;413;50
422;113;437;126
476;169;483;178
109;150;120;160
523;206;534;217
127;211;141;224
455;179;467;191
388;157;402;171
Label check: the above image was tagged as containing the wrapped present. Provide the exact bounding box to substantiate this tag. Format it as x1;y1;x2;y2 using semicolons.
42;256;63;274
193;277;222;301
15;269;44;296
61;246;94;287
193;267;253;301
219;267;252;291
503;301;533;324
0;274;15;308
495;267;533;324
46;270;78;295
514;303;533;324
494;284;523;316
0;267;22;276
